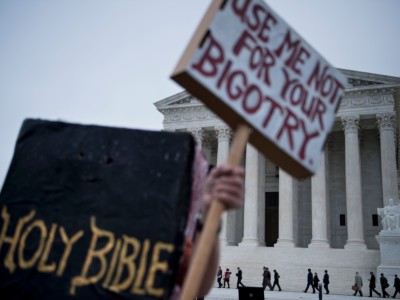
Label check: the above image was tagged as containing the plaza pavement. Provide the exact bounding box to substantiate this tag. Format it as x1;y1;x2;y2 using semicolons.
205;287;376;299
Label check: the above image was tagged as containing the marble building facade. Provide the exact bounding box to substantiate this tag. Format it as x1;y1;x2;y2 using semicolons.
155;69;400;294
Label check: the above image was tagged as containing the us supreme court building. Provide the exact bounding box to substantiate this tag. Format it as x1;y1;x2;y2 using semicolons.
155;69;400;294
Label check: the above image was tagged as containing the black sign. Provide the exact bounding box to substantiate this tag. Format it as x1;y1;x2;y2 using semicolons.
0;119;195;300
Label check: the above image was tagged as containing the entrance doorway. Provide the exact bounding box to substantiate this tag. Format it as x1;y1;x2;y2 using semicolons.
265;192;279;246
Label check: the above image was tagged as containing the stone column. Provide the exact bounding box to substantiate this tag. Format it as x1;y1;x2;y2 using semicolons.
187;127;203;147
342;116;367;249
215;126;232;245
202;135;213;162
240;144;259;246
377;112;398;206
258;154;266;246
275;168;297;247
309;150;330;248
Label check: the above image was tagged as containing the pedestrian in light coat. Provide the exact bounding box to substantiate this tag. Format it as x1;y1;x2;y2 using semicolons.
353;272;363;296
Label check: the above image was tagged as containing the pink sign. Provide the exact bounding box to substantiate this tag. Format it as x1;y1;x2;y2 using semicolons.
172;0;346;178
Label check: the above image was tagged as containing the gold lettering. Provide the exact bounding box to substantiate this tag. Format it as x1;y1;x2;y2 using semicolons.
37;223;57;273
109;235;140;292
1;208;176;297
18;219;47;269
131;239;150;295
57;226;84;276
70;217;114;295
0;206;36;273
102;238;122;288
145;242;174;297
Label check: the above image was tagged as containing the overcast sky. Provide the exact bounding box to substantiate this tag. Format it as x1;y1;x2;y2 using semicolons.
1;0;399;186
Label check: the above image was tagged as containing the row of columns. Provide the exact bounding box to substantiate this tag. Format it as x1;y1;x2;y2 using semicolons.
188;126;233;244
188;112;397;249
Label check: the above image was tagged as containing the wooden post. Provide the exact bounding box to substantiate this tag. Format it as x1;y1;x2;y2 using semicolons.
179;124;251;300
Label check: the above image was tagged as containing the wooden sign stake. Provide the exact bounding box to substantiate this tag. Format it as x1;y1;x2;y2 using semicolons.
179;124;251;300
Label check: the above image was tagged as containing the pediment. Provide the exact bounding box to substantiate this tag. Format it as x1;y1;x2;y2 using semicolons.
155;69;400;111
166;96;201;106
347;77;384;87
154;90;202;110
339;69;400;88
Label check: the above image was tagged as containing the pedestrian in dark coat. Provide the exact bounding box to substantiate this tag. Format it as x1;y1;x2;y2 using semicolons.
262;266;272;290
303;268;315;293
216;266;223;288
323;270;330;294
262;267;267;290
313;272;320;292
236;267;245;288
272;269;282;291
393;274;400;298
368;272;381;297
380;273;390;298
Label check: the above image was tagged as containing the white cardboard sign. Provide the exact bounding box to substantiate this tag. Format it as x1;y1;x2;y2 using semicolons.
172;0;346;178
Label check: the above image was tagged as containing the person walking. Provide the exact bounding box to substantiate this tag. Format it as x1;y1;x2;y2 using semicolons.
236;267;245;288
266;267;273;290
304;268;315;293
393;274;400;298
353;272;363;296
368;272;381;297
272;269;282;291
223;268;231;288
323;270;330;294
262;267;273;291
313;272;320;293
262;267;267;290
380;273;390;298
216;266;223;288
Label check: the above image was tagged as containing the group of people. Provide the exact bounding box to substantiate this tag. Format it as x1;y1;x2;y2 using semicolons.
215;265;400;298
216;266;246;289
303;269;330;294
302;269;400;298
216;266;282;291
352;272;400;298
262;266;282;291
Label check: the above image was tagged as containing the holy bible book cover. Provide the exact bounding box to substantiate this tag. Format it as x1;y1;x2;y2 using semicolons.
0;119;195;300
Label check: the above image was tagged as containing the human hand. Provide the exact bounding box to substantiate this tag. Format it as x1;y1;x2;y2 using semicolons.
201;164;245;215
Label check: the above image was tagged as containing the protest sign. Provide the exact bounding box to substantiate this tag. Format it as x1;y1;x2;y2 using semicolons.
0;119;196;299
172;0;346;178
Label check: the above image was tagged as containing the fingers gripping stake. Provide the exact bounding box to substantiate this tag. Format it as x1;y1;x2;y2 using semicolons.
179;124;251;300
